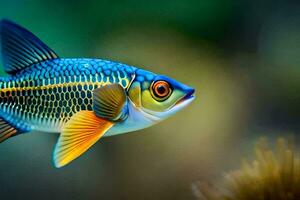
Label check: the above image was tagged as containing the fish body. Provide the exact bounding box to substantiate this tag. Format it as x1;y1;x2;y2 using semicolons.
0;20;195;167
0;58;136;133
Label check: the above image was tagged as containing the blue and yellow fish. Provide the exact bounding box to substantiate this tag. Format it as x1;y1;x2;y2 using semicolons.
0;20;195;168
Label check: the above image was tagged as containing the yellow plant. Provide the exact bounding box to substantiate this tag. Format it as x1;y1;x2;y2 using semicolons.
193;138;300;200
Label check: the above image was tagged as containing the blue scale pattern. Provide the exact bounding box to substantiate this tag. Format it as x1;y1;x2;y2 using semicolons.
0;58;136;129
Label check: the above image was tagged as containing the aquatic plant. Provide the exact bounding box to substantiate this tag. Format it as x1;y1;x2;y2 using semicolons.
193;137;300;200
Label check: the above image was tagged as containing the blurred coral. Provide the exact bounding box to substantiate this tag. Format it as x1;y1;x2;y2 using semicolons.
193;137;300;200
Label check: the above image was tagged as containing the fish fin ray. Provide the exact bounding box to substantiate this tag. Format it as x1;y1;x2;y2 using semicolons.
93;83;128;121
0;115;31;143
53;111;113;168
0;20;58;74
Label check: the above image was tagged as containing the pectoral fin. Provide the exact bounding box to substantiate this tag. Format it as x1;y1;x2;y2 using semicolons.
53;111;113;168
93;83;128;121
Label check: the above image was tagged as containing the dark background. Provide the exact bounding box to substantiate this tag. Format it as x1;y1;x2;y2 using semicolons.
0;0;299;199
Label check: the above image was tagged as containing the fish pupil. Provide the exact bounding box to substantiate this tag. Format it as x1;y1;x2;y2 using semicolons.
157;85;166;95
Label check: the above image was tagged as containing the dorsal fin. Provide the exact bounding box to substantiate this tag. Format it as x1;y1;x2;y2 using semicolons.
0;20;58;74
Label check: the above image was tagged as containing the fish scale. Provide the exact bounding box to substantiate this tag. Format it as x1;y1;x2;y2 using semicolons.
0;58;136;132
0;20;195;168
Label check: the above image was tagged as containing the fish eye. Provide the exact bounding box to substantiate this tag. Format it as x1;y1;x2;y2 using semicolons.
151;81;172;101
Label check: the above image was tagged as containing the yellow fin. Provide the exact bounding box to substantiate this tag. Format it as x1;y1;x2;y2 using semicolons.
53;111;113;168
93;83;127;121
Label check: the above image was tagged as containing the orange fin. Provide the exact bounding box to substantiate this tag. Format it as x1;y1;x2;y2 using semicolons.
93;83;128;121
53;111;113;168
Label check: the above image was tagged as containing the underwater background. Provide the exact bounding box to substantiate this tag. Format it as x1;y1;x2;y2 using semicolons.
0;0;299;199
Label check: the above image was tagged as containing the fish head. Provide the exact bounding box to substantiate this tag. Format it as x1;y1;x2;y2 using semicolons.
128;69;195;123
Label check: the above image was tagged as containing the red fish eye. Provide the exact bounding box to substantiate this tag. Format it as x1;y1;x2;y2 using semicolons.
152;81;171;99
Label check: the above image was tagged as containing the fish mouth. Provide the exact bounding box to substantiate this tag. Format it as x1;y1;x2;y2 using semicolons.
175;89;195;106
141;88;195;121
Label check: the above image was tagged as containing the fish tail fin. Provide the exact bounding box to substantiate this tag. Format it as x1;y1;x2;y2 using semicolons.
0;80;31;142
0;114;31;143
0;78;31;142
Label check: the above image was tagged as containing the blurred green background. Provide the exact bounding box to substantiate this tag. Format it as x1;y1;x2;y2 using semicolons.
0;0;299;199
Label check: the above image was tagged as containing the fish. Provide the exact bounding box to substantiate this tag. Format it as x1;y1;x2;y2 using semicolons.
0;20;195;168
